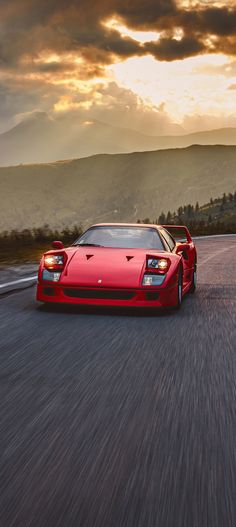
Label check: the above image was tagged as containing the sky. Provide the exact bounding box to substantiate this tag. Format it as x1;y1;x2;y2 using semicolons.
1;0;236;135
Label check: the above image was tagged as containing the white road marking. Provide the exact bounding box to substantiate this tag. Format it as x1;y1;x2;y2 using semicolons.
0;275;37;289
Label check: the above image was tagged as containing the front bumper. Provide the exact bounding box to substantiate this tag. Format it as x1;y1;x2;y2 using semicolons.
36;281;178;308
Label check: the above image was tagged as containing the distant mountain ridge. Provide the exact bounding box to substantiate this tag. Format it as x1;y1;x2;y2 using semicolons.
0;145;236;231
1;112;236;166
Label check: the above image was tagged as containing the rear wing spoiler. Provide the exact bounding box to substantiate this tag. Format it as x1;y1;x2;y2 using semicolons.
162;225;192;243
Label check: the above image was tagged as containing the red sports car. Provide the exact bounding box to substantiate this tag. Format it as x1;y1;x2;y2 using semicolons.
36;223;197;309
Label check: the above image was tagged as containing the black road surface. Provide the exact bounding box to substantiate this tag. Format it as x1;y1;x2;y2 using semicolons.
0;236;236;527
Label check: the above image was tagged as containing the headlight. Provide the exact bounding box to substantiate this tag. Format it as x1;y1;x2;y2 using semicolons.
44;253;65;270
147;258;169;271
142;274;166;286
147;258;159;268
146;256;170;274
157;259;169;271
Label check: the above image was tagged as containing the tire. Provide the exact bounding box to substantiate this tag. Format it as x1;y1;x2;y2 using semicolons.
175;267;183;310
189;260;197;294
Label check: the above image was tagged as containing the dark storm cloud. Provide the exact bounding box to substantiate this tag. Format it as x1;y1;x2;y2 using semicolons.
180;7;236;37
114;0;177;28
0;0;236;132
0;0;236;69
146;36;204;61
115;2;236;39
0;5;143;71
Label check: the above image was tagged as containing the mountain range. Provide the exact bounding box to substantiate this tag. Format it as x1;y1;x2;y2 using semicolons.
1;112;236;166
0;145;236;231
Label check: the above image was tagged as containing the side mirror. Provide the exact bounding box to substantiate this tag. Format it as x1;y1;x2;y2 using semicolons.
52;240;64;250
176;242;189;260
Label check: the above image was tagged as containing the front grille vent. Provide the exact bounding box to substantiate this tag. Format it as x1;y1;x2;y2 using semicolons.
63;289;135;300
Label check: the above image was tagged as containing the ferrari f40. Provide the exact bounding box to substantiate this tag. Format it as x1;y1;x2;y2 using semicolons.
36;223;197;310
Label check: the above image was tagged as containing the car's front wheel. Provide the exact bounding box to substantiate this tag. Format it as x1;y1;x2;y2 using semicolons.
175;267;183;309
189;259;197;294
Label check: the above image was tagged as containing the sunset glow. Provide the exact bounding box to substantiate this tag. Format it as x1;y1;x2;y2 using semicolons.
109;53;236;126
1;0;236;134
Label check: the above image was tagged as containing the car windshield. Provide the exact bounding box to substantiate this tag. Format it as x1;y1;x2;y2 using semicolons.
74;226;164;250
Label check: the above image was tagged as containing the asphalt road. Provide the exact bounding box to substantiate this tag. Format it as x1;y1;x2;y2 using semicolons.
0;236;236;527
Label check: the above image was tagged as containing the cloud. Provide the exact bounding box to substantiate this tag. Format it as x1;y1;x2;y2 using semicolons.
1;0;236;69
188;7;236;36
0;75;66;132
1;0;236;132
193;58;236;77
114;0;177;29
0;75;182;135
145;36;204;61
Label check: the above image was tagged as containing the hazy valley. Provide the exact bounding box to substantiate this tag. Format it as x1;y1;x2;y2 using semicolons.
2;112;236;166
0;145;236;232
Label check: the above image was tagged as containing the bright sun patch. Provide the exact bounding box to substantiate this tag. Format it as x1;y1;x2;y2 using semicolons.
177;0;235;8
103;17;162;44
109;53;236;124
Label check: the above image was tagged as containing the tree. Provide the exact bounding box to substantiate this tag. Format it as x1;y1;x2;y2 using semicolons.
158;212;166;224
166;211;172;223
177;206;183;218
187;204;194;217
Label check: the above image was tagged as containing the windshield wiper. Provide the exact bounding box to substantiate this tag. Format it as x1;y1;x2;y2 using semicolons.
77;243;104;247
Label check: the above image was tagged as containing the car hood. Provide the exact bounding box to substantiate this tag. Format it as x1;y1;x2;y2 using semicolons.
62;247;166;288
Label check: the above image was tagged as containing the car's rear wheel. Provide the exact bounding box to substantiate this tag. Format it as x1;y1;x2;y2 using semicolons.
189;259;197;294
